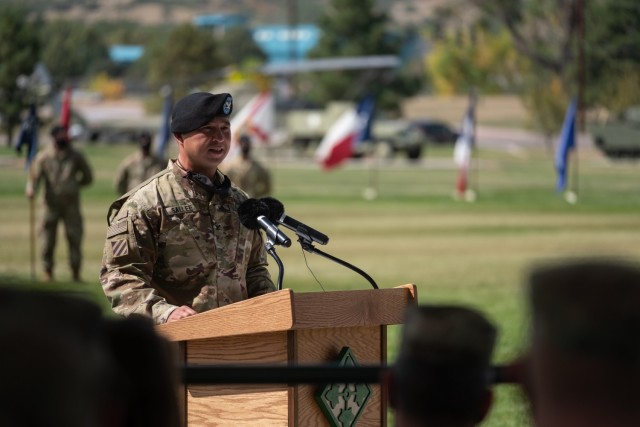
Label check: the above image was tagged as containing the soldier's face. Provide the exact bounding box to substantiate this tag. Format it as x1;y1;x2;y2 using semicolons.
177;116;231;176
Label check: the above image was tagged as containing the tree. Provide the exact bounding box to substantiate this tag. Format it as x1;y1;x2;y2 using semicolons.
584;0;640;113
219;26;266;67
304;0;423;113
40;20;110;90
145;24;226;96
426;27;523;95
470;0;640;134
0;6;41;146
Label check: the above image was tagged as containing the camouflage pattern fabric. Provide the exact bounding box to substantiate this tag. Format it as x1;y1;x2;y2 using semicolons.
224;157;271;198
113;151;165;195
100;160;275;324
30;146;93;271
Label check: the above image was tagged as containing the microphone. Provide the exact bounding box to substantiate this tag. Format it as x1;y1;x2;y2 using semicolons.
260;197;329;245
237;199;292;248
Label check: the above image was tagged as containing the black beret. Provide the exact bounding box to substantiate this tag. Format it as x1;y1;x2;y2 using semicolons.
170;92;233;134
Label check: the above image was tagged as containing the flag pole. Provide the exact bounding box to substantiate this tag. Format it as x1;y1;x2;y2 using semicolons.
470;90;478;201
573;0;586;200
29;196;36;281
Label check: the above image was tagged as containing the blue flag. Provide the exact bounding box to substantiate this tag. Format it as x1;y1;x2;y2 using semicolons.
354;94;376;149
555;99;577;192
156;87;173;160
14;104;39;171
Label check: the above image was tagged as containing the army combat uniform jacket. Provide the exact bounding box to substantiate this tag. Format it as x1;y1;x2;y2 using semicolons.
100;160;275;324
113;151;165;195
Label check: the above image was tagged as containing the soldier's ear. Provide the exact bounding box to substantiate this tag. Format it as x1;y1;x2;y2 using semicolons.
173;133;184;145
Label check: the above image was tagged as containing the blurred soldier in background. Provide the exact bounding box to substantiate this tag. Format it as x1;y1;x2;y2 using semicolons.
224;134;272;198
522;258;640;427
386;304;497;427
114;132;165;195
27;125;93;282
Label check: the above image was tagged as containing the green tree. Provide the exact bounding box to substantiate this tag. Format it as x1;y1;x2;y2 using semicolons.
305;0;423;113
584;0;640;113
219;26;266;67
40;20;110;90
0;6;41;145
426;27;523;95
471;0;640;134
146;24;226;96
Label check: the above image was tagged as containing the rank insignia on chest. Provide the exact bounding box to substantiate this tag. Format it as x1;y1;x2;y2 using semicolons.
110;238;129;258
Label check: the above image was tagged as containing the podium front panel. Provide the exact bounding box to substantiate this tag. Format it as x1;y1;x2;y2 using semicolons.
291;325;386;427
186;331;290;426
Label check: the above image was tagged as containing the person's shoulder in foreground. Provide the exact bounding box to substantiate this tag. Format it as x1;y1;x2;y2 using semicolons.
388;304;497;427
523;257;640;427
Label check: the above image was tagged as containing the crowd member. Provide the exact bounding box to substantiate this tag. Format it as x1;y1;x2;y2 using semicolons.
113;131;165;195
100;92;275;324
522;258;640;427
386;304;497;427
224;133;272;198
27;124;93;282
0;287;180;427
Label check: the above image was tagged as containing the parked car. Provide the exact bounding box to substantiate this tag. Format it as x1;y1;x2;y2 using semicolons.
412;120;459;145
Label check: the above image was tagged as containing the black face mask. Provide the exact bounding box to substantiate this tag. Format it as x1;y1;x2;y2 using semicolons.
54;138;69;149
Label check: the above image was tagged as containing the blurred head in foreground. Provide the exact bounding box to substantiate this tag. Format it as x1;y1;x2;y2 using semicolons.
523;258;640;427
0;287;179;427
387;304;497;427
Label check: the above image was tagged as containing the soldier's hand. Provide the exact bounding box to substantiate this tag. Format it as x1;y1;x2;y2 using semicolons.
167;305;198;322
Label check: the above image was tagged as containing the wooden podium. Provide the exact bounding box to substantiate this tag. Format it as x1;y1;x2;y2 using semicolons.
158;284;417;427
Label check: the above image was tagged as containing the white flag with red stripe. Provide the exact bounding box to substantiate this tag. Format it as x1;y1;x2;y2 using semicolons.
453;99;475;195
231;91;274;144
225;91;275;164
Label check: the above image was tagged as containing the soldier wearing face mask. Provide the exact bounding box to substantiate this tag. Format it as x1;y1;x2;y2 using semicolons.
27;125;94;282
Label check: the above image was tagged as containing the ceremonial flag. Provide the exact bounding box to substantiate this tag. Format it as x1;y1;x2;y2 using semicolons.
453;97;476;195
224;91;275;164
14;103;39;171
555;98;577;193
315;95;376;170
156;86;173;160
60;85;72;136
234;91;274;145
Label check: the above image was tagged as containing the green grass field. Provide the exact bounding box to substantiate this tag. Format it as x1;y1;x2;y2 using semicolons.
1;140;639;426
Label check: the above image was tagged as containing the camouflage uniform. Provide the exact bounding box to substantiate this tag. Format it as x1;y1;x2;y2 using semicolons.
113;151;165;195
100;159;275;324
30;145;93;275
224;157;272;198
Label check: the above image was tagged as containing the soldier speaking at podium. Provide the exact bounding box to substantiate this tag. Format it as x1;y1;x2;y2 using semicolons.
100;92;275;324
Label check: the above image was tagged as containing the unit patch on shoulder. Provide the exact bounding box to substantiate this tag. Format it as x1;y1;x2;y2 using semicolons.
107;221;128;238
110;238;129;258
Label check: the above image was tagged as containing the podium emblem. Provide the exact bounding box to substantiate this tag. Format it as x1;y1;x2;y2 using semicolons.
315;347;372;427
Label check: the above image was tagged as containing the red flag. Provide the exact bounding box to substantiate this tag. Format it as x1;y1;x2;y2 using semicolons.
60;85;72;136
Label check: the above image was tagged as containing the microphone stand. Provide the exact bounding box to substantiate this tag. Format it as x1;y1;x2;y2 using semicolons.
265;239;285;291
298;238;379;290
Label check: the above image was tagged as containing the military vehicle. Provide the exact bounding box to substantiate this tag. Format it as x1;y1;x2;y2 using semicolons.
589;105;640;158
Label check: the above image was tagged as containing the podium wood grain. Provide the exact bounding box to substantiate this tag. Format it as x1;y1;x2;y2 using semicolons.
158;284;417;426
